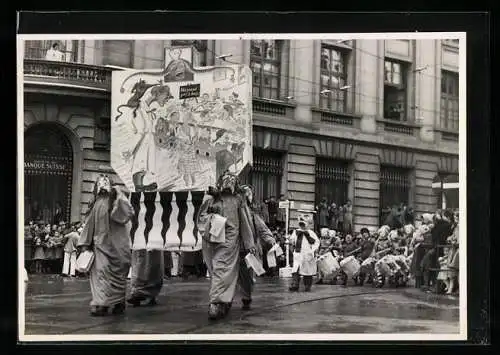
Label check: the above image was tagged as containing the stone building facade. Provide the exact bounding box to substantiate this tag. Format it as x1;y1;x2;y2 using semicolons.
22;38;460;231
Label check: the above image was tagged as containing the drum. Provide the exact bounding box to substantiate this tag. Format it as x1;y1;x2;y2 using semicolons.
340;255;361;277
317;252;340;276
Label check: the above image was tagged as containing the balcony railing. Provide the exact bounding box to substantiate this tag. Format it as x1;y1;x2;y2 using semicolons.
435;127;459;143
377;118;420;137
312;107;361;128
252;97;296;118
24;59;112;92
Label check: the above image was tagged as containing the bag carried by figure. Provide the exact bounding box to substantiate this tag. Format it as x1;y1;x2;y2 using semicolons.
76;250;95;273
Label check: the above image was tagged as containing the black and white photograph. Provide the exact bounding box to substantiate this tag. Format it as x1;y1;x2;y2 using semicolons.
18;30;467;341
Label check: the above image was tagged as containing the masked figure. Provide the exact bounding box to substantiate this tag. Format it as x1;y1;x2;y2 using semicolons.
196;172;255;320
238;185;276;310
77;175;134;316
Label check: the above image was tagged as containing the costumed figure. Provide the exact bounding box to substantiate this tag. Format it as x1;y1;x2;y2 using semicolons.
315;229;338;285
338;234;362;286
238;185;277;310
357;228;376;286
121;83;174;192
371;226;393;288
196;172;255;320
289;219;320;292
77;175;134;316
127;246;165;307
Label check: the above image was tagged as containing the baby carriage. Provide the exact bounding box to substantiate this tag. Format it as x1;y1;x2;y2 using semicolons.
374;254;402;288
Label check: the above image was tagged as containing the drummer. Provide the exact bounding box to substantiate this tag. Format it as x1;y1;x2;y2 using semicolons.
316;229;336;285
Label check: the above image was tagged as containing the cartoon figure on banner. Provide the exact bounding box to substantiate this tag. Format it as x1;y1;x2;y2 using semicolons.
164;48;194;82
118;82;175;192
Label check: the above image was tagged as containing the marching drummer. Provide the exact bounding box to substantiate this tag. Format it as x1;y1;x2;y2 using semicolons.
289;219;320;292
315;229;337;285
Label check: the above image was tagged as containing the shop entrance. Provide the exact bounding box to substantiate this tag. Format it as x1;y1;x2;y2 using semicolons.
24;124;73;225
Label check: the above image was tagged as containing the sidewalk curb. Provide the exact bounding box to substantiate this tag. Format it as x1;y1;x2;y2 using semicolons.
402;289;459;307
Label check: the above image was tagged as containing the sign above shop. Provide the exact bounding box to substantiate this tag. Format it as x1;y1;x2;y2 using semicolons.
24;156;70;173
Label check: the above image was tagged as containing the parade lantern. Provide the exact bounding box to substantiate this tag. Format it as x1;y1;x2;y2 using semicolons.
111;46;253;252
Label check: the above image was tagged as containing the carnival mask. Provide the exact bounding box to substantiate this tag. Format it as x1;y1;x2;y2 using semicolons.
95;175;112;194
403;224;415;236
240;184;254;203
378;225;390;238
217;172;239;194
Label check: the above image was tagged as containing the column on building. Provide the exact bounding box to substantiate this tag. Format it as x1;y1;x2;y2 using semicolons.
353;146;381;232
356;39;379;134
416;40;438;143
286;137;316;227
414;155;440;216
290;40;314;125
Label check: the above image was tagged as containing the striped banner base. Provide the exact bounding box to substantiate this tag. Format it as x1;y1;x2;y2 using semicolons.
129;191;208;252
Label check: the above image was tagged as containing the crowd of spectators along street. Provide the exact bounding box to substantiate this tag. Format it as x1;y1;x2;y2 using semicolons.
24;197;459;296
249;197;459;295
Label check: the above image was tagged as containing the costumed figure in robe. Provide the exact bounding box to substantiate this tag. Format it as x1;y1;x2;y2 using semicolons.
77;175;134;317
238;185;277;310
127;246;165;307
196;171;255;320
289;219;320;292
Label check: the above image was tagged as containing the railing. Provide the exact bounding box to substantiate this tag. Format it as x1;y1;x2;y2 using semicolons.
311;107;361;128
252;97;296;118
377;118;419;136
435;127;459;143
24;59;112;91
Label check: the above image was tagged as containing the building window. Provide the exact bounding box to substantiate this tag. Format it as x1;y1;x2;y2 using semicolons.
379;166;410;225
102;40;134;67
248;149;283;205
441;70;459;131
319;45;348;113
171;40;207;66
315;158;350;208
250;40;282;100
384;59;408;121
24;40;79;62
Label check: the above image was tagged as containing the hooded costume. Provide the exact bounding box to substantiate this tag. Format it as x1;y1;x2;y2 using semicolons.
77;175;134;316
237;185;276;309
196;172;255;320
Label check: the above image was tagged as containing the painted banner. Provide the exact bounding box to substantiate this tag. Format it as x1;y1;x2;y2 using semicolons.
111;46;253;251
111;47;253;193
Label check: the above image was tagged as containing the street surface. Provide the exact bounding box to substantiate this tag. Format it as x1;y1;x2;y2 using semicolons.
23;274;459;335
